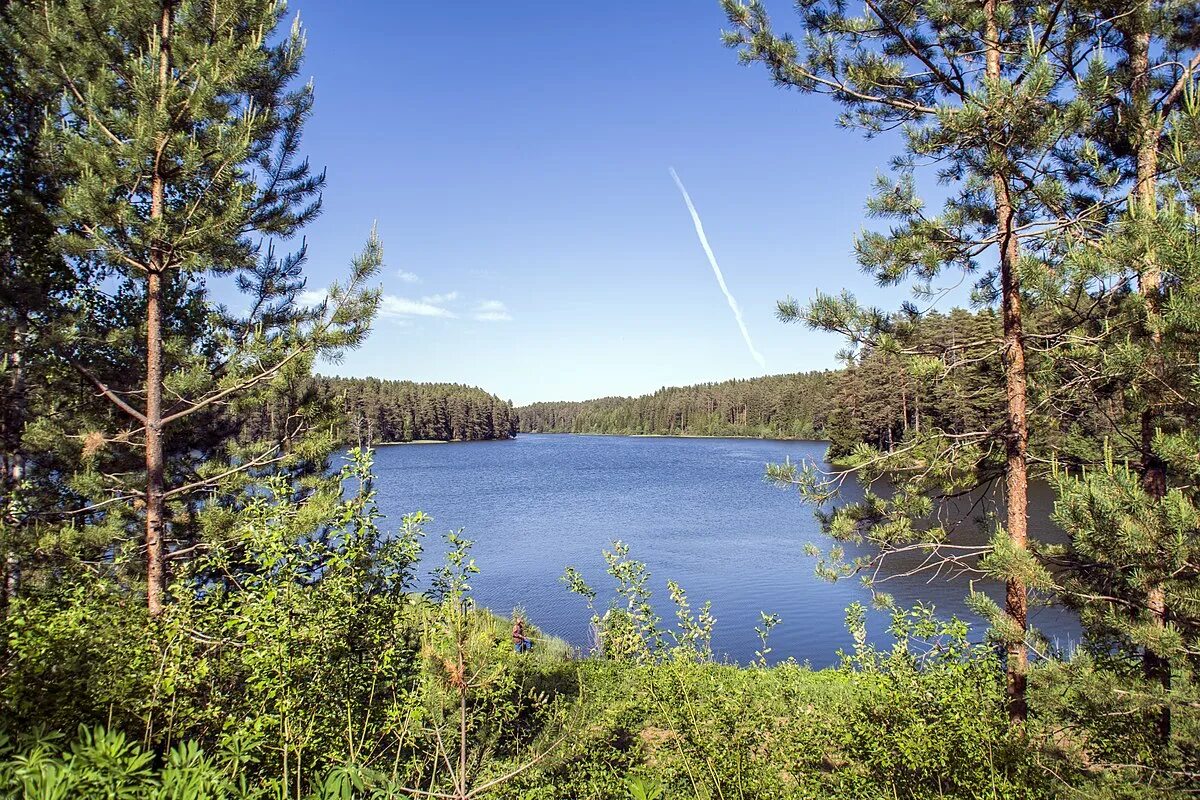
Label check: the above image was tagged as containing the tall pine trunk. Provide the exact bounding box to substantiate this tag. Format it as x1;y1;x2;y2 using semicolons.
145;270;165;615
985;0;1030;726
1127;0;1170;741
2;321;24;610
144;0;173;616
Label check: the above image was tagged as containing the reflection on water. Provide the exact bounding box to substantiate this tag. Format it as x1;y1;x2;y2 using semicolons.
366;434;1079;666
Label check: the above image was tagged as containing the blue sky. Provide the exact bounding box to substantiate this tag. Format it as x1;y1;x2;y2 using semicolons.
281;1;944;406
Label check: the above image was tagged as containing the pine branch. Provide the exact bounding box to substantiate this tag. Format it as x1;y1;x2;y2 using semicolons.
68;359;147;424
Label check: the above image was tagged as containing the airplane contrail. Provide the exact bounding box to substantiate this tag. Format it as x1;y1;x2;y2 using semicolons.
669;167;767;369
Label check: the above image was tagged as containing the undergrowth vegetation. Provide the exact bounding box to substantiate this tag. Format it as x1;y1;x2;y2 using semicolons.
0;451;1192;798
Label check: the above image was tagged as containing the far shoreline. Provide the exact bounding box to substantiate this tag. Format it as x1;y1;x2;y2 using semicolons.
521;431;830;445
373;438;509;446
369;433;831;446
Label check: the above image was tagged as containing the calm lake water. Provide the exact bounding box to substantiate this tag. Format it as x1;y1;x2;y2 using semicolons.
366;433;1078;666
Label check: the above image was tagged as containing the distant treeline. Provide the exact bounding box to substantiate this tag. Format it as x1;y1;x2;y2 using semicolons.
316;377;518;444
516;372;838;439
237;377;518;445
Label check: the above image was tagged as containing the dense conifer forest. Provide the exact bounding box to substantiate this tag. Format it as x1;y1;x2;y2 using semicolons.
235;377;517;447
317;377;517;444
816;308;1117;467
517;371;837;439
4;0;1200;797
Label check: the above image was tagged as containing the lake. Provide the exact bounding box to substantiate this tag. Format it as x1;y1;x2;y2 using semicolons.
366;433;1078;666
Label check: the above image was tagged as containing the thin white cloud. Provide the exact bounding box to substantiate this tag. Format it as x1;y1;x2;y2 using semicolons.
308;284;463;323
396;269;420;283
319;288;505;324
669;167;767;369
473;299;512;322
380;295;457;319
298;288;328;307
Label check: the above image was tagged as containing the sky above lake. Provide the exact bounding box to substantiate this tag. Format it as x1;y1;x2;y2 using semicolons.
280;1;966;406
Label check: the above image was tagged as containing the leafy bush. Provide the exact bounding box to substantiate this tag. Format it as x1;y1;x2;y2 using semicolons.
0;451;574;795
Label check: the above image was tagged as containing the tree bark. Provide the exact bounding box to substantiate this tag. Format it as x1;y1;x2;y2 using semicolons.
2;320;26;610
2;322;25;487
985;0;1030;726
144;0;173;616
145;271;166;615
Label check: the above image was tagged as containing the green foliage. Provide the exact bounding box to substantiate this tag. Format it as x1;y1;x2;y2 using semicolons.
518;371;836;440
626;776;664;800
403;534;578;799
3;496;1193;798
0;447;587;797
0;0;384;615
829;604;1044;797
0;726;296;800
282;376;520;446
563;541;715;665
753;610;781;666
5;0;1200;795
3;449;423;758
494;602;1064;799
1053;458;1200;709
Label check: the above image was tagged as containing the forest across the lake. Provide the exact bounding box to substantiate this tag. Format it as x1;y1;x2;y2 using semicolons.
516;370;836;440
260;376;520;445
3;0;1200;798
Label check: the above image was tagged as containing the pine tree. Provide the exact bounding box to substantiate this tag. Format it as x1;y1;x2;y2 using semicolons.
1011;0;1200;744
0;0;74;608
6;0;380;614
1049;67;1200;752
721;0;1124;722
1113;0;1198;740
